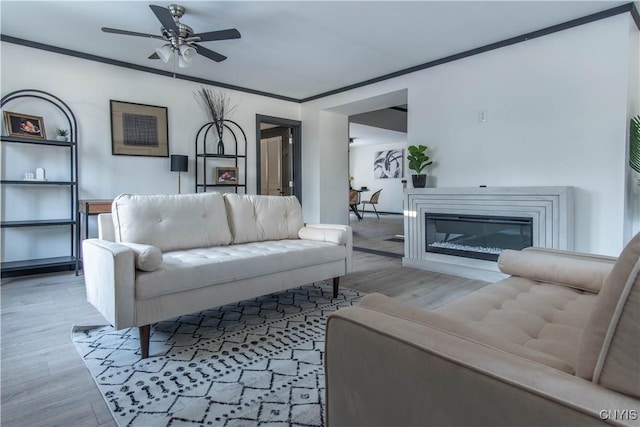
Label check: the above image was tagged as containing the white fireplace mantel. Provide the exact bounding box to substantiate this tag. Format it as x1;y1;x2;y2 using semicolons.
403;186;574;281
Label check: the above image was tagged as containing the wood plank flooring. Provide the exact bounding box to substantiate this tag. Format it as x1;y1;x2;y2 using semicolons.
1;214;487;427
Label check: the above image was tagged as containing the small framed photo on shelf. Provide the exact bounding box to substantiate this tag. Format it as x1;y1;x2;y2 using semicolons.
3;111;46;139
215;167;238;184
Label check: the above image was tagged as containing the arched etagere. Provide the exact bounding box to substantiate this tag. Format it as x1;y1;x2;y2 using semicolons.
0;89;79;277
195;119;247;193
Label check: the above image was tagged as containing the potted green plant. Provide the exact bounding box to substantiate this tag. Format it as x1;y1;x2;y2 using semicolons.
55;128;69;141
407;144;433;188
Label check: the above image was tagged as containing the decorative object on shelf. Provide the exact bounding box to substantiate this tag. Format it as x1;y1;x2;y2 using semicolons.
35;167;46;181
170;154;188;193
194;87;238;155
55;128;69;141
407;144;433;188
215;167;238;184
374;149;403;179
3;111;46;139
23;168;47;181
110;100;168;157
631;115;640;187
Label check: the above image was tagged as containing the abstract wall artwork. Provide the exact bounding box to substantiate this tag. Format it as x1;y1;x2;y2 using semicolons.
110;100;168;157
374;149;403;179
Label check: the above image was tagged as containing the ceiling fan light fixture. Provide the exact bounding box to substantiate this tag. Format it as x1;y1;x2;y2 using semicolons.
178;54;192;68
179;44;196;61
155;44;173;63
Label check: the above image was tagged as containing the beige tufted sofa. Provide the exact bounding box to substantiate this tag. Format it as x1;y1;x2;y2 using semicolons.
83;192;352;358
325;233;640;426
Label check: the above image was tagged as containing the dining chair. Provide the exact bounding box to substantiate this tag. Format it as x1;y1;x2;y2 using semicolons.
361;189;382;219
349;189;362;220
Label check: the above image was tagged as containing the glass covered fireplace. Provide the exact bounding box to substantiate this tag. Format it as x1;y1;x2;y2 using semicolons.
425;213;533;261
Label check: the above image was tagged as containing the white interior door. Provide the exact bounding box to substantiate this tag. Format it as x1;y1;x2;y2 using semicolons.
261;136;283;195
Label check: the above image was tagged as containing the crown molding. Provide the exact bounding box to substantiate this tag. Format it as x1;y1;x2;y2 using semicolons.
0;34;300;103
2;3;638;105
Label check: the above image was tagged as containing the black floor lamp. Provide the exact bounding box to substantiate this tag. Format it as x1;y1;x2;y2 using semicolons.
170;155;188;193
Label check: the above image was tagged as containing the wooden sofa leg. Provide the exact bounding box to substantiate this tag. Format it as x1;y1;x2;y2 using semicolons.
139;325;150;359
333;277;340;298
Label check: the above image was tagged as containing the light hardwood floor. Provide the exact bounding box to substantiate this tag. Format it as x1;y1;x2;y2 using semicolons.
1;215;487;427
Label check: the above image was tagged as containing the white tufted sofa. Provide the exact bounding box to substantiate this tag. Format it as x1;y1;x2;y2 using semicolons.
325;235;640;426
82;192;352;358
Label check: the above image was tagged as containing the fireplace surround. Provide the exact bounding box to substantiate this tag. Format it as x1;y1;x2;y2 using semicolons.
404;187;573;281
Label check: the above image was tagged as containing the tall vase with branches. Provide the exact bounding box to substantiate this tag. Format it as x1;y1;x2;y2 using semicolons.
194;87;238;155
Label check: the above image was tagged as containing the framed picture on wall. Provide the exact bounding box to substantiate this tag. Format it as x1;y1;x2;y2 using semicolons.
3;111;46;140
110;100;169;157
215;167;238;184
374;149;403;179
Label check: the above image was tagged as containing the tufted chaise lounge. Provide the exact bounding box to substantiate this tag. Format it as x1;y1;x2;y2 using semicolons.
325;233;640;426
83;192;352;358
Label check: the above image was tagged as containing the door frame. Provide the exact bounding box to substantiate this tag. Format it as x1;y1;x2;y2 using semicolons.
256;114;302;204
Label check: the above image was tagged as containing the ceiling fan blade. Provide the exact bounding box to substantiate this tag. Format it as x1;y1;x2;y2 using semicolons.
102;27;165;40
194;44;227;62
193;29;241;42
148;52;160;60
150;5;178;33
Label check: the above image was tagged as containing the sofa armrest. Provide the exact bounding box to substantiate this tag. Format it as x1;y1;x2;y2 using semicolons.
118;242;163;272
523;247;618;264
326;304;640;427
82;239;136;329
300;224;352;273
498;248;616;293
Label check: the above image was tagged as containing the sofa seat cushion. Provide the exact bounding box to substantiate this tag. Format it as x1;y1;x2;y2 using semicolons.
135;239;346;300
434;277;597;373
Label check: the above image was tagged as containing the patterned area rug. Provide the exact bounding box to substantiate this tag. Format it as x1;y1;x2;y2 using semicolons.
72;281;363;427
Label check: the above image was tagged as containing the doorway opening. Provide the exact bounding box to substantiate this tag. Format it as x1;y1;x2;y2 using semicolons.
256;115;302;203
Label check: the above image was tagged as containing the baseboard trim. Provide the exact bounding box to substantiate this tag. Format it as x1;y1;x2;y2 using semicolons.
353;246;403;259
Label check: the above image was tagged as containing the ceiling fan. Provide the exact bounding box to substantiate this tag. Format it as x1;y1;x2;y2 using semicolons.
101;4;241;68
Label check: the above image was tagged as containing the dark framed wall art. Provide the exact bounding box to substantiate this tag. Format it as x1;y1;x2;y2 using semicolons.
3;111;46;139
110;100;168;157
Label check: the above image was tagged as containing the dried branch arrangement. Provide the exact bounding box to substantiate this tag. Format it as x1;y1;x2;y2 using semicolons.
194;87;238;140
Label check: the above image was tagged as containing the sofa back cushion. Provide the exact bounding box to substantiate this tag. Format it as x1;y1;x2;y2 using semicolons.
112;193;232;251
576;232;640;398
224;194;304;244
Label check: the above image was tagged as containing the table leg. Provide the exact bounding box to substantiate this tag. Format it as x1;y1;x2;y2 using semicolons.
350;204;362;221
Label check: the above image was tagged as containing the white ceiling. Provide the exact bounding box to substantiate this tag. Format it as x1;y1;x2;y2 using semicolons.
0;1;632;101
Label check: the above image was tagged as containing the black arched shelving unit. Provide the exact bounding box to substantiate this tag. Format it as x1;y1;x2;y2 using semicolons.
195;119;247;193
1;89;79;277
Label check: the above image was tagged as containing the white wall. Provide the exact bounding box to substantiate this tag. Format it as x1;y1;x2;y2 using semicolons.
1;43;300;261
349;141;407;213
303;13;637;256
